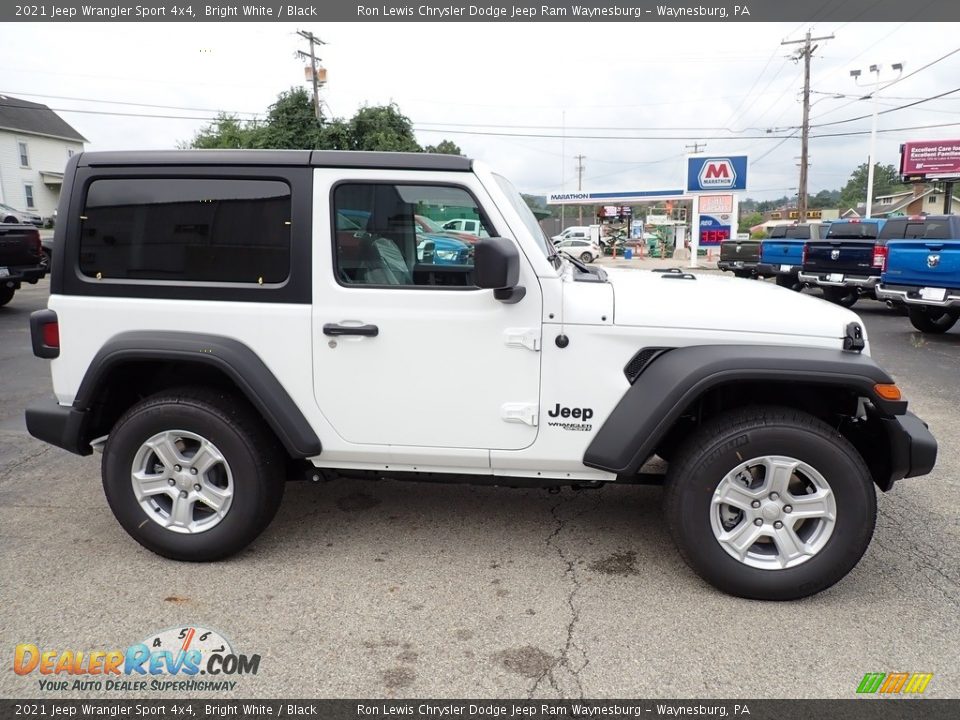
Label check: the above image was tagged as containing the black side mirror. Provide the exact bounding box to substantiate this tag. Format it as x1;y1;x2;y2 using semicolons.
421;240;435;264
474;237;525;304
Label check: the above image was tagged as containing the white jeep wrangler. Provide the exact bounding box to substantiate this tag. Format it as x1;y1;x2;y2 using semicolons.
26;150;936;600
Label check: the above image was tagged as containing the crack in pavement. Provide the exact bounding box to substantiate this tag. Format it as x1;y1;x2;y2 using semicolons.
0;444;53;486
528;490;601;699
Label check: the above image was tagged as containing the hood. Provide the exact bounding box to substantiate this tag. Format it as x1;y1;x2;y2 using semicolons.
605;268;860;340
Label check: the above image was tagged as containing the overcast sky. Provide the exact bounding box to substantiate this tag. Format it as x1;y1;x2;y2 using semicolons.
2;21;958;201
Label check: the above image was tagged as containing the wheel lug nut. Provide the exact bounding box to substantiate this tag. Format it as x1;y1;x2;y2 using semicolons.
179;490;188;499
754;518;763;526
174;465;182;472
751;500;761;508
190;468;198;475
167;478;176;486
784;505;793;513
769;492;779;500
774;520;784;529
193;484;201;491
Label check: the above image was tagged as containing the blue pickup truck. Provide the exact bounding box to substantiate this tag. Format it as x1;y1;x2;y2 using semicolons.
757;222;828;290
876;215;960;333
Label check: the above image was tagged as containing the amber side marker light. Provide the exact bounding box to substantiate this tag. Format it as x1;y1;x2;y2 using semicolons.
875;384;902;401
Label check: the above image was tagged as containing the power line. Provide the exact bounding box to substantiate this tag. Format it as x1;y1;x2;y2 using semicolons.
809;86;960;128
0;90;260;116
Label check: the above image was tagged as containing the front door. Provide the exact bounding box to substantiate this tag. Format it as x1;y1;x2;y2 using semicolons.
311;169;543;451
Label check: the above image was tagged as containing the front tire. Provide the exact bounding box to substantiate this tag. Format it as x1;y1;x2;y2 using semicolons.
907;306;959;334
664;406;876;600
580;251;593;263
0;286;15;307
821;286;858;308
102;387;285;561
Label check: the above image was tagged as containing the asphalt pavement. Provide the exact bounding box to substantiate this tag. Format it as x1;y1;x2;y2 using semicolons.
1;276;958;700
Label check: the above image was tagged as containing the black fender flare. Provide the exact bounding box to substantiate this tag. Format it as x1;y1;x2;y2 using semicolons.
74;331;322;458
583;344;905;475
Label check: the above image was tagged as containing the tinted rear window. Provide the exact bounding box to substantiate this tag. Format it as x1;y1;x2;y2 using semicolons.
923;220;953;240
80;178;292;283
826;222;880;240
770;225;814;239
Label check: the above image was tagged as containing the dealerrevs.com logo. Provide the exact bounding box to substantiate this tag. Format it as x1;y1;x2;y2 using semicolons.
13;626;260;693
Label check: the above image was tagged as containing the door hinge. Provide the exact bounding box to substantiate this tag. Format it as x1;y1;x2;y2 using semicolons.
501;402;539;426
504;327;541;352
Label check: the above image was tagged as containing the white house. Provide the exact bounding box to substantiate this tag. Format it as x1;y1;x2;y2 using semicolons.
0;94;86;221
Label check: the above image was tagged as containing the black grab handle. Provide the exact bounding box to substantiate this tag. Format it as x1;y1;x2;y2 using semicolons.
323;323;379;337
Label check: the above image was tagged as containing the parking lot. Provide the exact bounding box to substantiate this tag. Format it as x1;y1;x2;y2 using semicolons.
1;275;958;699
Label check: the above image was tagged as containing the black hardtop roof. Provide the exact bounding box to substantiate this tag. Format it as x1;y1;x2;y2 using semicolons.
76;149;473;171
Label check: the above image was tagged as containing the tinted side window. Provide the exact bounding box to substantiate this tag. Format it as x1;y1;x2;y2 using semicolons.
80;178;291;283
333;183;493;288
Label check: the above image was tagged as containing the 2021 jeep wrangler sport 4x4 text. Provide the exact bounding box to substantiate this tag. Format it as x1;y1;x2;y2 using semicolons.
26;150;937;600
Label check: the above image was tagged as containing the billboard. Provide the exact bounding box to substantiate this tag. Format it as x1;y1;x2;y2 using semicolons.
687;156;749;193
900;140;960;180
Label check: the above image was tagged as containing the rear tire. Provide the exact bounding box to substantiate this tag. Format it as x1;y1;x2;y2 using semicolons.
775;274;803;291
102;387;286;561
907;306;959;334
0;287;15;307
821;286;858;308
733;270;753;279
664;406;876;600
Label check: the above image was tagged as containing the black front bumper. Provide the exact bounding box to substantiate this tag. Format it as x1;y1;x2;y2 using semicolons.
879;410;937;490
25;400;92;456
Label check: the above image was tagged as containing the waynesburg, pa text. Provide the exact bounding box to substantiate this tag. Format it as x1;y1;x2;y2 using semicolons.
355;5;752;19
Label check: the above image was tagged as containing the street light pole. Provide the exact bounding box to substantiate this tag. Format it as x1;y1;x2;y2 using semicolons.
851;63;902;219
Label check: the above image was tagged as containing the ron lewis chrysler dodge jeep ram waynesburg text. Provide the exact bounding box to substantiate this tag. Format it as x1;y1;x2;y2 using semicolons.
26;150;937;601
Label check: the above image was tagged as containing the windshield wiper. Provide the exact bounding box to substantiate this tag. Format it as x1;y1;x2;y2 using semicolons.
560;250;591;273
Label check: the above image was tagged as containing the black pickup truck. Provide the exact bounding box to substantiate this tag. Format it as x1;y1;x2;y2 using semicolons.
717;237;761;278
0;223;47;306
796;218;930;308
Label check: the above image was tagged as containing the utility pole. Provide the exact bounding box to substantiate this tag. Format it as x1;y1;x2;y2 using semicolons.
296;29;326;122
575;154;586;225
685;142;706;154
783;29;833;222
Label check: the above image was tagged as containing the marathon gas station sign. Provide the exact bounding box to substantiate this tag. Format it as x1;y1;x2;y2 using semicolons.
687;156;749;192
687;156;749;252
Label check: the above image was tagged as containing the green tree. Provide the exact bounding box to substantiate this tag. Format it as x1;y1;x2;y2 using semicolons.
254;88;323;149
183;113;260;149
348;103;421;152
424;139;463;155
739;211;764;235
840;163;908;210
809;188;840;209
184;90;463;155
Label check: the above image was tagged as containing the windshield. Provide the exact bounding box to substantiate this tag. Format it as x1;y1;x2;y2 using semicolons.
492;173;556;261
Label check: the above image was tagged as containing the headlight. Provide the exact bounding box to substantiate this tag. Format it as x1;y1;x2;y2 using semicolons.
436;250;458;261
